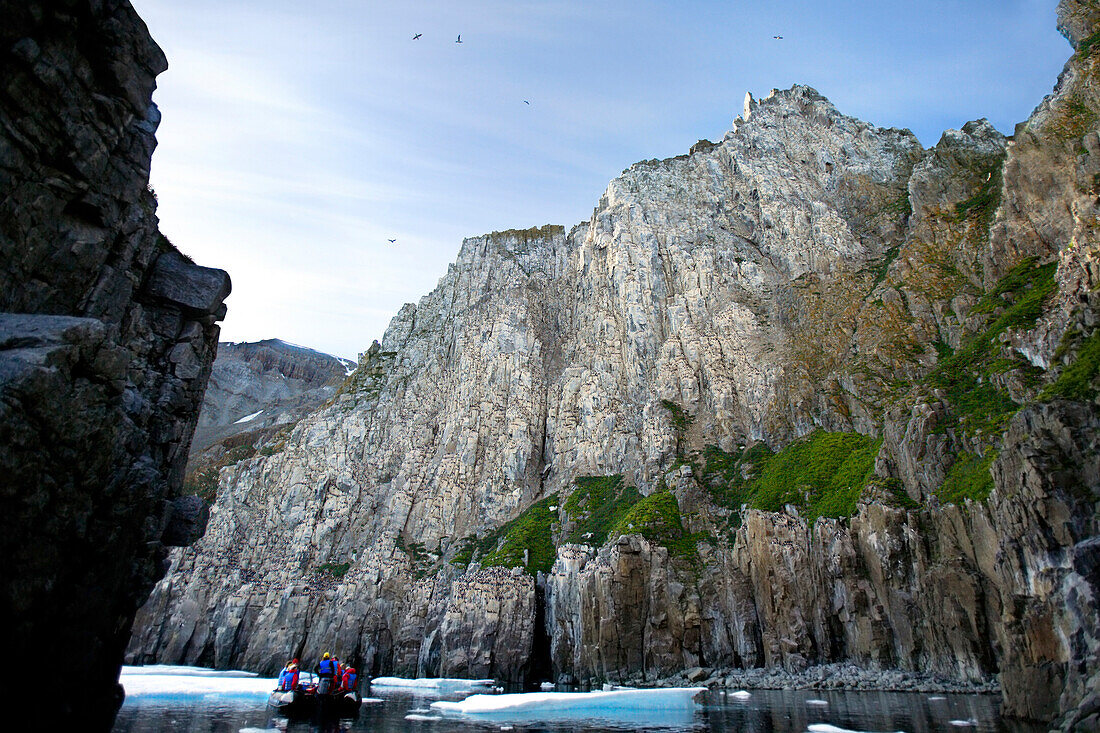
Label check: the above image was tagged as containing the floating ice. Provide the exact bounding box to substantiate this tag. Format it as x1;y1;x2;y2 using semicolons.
539;682;555;691
120;665;275;699
430;687;705;722
405;713;441;721
949;720;978;727
730;690;752;700
122;665;258;678
928;696;946;701
806;725;902;733
370;676;495;693
807;698;829;706
234;410;264;424
361;697;384;704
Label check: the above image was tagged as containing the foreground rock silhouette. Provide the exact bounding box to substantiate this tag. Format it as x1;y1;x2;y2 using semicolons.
0;1;228;728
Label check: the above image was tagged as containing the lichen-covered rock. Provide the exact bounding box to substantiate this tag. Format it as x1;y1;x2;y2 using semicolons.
0;1;228;728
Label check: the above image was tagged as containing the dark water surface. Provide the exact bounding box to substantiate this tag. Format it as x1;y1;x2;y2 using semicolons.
113;688;1046;732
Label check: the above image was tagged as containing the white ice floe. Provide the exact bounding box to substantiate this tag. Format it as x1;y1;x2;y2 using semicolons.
120;665;275;699
806;725;902;733
405;713;441;721
949;720;978;727
806;698;829;706
730;690;752;700
234;410;264;424
370;677;495;693
539;682;555;691
928;696;946;701
361;697;384;704
430;687;705;720
122;665;258;678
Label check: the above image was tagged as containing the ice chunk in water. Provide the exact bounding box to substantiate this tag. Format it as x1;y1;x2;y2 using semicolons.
430;686;704;726
807;725;902;733
120;665;275;699
370;676;494;694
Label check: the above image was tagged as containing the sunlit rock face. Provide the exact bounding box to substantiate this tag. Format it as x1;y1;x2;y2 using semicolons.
130;2;1099;728
0;1;228;728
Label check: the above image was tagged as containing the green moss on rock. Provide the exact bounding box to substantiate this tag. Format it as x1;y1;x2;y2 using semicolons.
317;562;350;578
451;494;560;576
751;431;880;522
938;450;997;504
562;475;641;546
930;257;1058;437
608;488;700;559
1043;329;1100;401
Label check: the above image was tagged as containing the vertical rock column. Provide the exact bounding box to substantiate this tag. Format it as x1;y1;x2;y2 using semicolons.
0;1;229;729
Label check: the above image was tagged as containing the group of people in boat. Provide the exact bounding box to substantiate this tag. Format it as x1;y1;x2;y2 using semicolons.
278;652;358;694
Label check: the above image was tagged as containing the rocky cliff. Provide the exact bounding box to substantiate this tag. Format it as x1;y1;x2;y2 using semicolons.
194;339;353;445
129;1;1099;727
0;1;228;728
183;339;353;509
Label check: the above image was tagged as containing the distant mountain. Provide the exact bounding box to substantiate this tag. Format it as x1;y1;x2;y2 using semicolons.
192;339;354;451
182;339;353;500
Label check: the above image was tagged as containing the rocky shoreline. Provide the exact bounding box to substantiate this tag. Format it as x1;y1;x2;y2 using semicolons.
648;663;1000;695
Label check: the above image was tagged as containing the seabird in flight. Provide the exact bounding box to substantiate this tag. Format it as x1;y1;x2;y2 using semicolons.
773;35;783;39
524;100;530;105
388;238;397;243
413;33;422;40
456;34;462;43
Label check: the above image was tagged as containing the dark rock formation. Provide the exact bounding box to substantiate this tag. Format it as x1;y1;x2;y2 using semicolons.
0;1;228;728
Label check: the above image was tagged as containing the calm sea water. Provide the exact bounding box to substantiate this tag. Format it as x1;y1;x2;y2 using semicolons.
113;688;1046;733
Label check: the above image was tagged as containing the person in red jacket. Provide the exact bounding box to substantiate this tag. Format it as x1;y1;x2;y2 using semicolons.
341;666;358;693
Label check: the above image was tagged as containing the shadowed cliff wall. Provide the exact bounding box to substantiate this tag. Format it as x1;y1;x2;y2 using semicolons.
0;1;229;728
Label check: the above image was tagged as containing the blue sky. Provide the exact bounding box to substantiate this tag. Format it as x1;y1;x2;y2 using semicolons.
130;0;1069;360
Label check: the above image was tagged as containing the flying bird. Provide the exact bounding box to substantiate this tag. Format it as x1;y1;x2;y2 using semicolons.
455;34;462;43
524;100;530;105
413;33;422;40
773;35;783;39
388;238;397;243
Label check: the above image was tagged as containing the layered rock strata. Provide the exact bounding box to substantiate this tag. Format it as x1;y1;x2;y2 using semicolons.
191;339;354;454
0;1;228;728
130;2;1098;728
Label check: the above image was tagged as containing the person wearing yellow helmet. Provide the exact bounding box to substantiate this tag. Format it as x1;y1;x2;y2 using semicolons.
316;652;337;694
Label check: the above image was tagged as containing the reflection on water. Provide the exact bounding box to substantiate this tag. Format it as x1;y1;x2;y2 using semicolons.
113;688;1047;733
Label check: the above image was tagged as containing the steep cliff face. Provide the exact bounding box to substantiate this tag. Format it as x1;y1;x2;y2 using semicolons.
0;1;228;728
130;3;1099;728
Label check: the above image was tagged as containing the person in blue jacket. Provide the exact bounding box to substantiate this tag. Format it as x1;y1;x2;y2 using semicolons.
316;652;336;694
277;659;300;691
